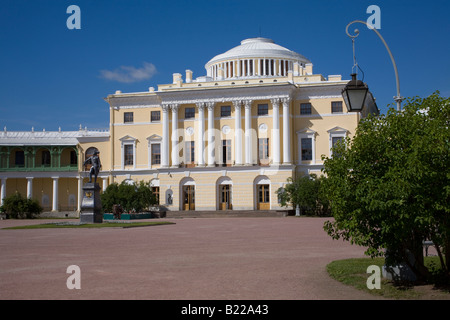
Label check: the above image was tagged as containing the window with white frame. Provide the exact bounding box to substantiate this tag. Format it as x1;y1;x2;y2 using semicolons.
301;138;313;161
120;136;137;169
297;129;316;164
185;141;195;164
124;145;134;166
147;135;162;169
327;127;347;157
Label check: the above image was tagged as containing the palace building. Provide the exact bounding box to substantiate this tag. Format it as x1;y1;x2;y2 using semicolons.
0;37;378;214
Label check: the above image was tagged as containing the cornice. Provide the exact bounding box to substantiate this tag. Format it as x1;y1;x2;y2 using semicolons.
106;82;346;109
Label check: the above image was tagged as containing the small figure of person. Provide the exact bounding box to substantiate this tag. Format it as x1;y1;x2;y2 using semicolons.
112;204;123;220
83;151;102;184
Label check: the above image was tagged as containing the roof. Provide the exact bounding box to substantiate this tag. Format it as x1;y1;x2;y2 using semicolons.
0;129;109;146
205;38;311;67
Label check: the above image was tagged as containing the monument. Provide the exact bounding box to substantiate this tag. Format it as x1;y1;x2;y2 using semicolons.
80;151;103;223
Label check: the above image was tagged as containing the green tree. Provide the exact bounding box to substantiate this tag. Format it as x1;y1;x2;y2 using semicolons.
101;180;156;213
0;193;43;219
277;174;330;216
322;92;450;282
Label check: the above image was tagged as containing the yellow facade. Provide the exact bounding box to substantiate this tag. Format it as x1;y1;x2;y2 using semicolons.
0;37;377;214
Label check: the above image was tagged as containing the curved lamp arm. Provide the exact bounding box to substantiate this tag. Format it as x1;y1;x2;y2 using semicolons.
346;20;403;111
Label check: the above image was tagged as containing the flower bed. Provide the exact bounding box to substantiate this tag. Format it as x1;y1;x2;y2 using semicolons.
103;213;154;220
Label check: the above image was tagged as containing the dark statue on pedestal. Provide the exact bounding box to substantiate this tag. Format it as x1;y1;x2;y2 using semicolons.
83;151;102;184
80;151;103;223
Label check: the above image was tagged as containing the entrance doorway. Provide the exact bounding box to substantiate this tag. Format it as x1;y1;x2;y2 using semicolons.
183;185;195;211
219;184;232;210
257;184;270;210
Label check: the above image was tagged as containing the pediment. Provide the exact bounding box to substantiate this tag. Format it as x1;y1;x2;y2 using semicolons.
147;134;162;141
327;126;348;133
119;135;137;142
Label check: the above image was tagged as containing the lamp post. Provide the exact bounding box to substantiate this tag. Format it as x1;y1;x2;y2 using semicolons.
343;20;403;112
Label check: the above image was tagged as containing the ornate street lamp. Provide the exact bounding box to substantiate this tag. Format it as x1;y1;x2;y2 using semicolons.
342;73;368;112
343;20;403;112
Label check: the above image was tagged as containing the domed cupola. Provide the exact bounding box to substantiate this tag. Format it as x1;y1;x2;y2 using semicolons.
205;38;311;80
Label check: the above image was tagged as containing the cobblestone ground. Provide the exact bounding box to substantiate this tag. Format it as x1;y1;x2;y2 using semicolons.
0;217;380;300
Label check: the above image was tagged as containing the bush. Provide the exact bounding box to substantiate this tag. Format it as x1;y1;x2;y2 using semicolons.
101;180;156;213
277;174;330;216
0;193;43;219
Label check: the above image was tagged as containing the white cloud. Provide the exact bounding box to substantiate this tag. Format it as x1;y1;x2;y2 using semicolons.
99;62;157;83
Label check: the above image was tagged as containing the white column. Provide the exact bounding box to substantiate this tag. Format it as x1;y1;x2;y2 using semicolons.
282;98;292;164
52;177;59;212
77;176;82;212
197;103;205;166
102;178;108;192
246;59;250;76
207;102;215;166
263;59;266;76
233;100;243;165
161;104;170;168
271;98;280;165
171;104;179;168
26;177;33;199
244;100;252;165
0;178;7;206
237;59;240;77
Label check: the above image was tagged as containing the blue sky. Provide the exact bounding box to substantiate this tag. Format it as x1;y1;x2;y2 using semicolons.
1;0;449;131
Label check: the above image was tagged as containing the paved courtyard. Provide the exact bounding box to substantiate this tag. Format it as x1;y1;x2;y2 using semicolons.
0;217;379;300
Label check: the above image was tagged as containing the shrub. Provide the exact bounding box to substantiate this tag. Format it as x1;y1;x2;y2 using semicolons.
101;180;156;213
277;174;330;216
0;193;43;219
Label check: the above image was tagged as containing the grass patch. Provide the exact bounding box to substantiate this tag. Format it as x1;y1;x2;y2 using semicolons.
327;257;449;299
3;221;175;230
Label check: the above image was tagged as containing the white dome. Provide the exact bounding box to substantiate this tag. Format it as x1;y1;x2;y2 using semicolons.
205;38;310;67
204;38;311;80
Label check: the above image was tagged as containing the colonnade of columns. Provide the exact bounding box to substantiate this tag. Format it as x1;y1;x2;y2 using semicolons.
210;58;295;80
0;176;108;212
160;98;292;168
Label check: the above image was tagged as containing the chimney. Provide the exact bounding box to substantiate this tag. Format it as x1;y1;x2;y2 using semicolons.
293;62;300;76
173;73;182;86
305;63;313;75
185;70;193;83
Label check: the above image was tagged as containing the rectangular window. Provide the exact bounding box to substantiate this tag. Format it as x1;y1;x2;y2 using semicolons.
124;112;134;123
151;143;161;165
220;106;231;117
300;103;312;115
332;136;344;158
331;101;343;113
332;137;343;147
186;141;195;164
222;139;231;165
301;138;313;161
124;145;134;166
258;104;269;116
258;138;269;164
185;107;195;119
151;111;161;122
